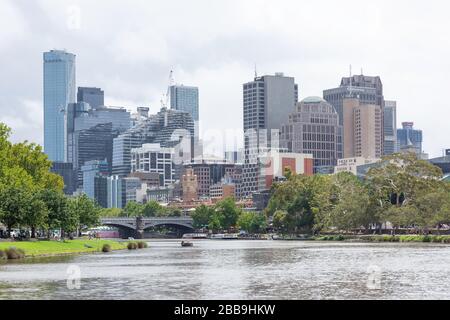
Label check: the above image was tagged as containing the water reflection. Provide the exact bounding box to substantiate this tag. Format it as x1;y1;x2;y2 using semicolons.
1;240;450;300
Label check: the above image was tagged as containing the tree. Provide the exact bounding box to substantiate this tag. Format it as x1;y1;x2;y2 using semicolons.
238;212;267;233
99;208;122;217
23;193;48;238
142;201;166;217
273;210;287;231
266;174;333;234
192;205;213;229
0;187;29;237
68;194;100;231
326;172;371;232
366;153;445;231
214;197;241;230
38;189;76;237
123;201;143;217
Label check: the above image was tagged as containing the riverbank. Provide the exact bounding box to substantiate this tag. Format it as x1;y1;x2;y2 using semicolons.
313;234;450;243
0;239;127;258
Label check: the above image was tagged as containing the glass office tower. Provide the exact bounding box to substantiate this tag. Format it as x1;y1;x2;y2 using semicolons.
43;50;76;162
170;85;199;122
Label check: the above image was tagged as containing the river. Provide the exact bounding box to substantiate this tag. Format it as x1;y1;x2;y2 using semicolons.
1;240;450;300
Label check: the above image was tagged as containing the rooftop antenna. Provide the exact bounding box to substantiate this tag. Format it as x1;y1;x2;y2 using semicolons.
348;64;354;97
361;67;364;75
254;63;258;78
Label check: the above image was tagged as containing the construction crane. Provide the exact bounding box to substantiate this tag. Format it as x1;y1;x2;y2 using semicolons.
160;70;174;109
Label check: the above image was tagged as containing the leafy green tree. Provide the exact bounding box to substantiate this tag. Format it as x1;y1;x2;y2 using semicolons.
326;172;371;232
0;187;29;237
38;189;76;237
238;212;267;233
366;152;445;231
23;193;48;238
68;194;101;231
214;197;241;230
208;211;222;232
272;210;287;231
123;201;143;217
99;208;122;217
168;208;182;217
192;205;213;229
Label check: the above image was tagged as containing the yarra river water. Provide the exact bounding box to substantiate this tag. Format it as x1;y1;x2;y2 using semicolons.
1;240;450;300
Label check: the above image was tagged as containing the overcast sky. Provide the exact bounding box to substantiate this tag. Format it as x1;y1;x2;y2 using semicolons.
1;0;449;157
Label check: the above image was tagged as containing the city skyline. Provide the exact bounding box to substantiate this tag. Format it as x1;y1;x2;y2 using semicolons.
1;0;450;158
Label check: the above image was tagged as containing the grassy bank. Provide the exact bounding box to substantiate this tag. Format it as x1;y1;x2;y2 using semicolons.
314;234;450;243
0;239;127;258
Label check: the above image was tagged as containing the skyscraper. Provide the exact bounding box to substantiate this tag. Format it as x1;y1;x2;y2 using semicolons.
66;103;131;187
342;98;383;159
112;108;195;176
383;100;398;155
397;122;423;155
170;85;199;122
77;87;104;109
323;74;384;126
81;159;109;206
280;96;343;173
43;50;76;162
242;73;299;196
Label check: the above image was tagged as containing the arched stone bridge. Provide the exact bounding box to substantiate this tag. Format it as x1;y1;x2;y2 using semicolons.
100;216;194;239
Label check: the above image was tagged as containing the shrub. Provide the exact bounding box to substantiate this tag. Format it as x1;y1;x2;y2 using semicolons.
0;250;6;260
335;235;345;241
137;241;148;249
102;244;112;253
5;247;25;260
127;242;138;250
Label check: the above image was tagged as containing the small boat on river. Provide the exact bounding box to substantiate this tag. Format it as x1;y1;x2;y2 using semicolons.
181;241;194;247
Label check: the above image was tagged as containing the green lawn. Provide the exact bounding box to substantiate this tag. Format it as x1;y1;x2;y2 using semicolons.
0;239;127;257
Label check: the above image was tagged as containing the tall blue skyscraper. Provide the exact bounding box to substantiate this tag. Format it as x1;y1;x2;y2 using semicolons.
43;50;76;162
170;85;199;122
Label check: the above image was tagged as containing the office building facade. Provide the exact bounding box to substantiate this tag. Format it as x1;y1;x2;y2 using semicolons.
242;73;299;196
383;100;398;155
397;122;423;155
131;144;176;187
77;87;104;109
323;74;384;126
43;50;76;162
280;96;343;173
170;85;199;122
112;108;195;176
342;98;383;159
81;160;109;206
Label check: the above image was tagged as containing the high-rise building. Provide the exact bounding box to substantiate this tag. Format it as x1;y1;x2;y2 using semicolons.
280;96;343;173
71;123;115;187
383;100;398;155
342;98;383;159
323;74;384;126
170;85;199;122
397;122;423;155
224;150;244;164
77;87;104;109
81;159;109;206
242;73;299;196
112;108;195;176
43;50;76;162
131;143;176;187
50;162;76;195
66;102;131;184
107;175;141;209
